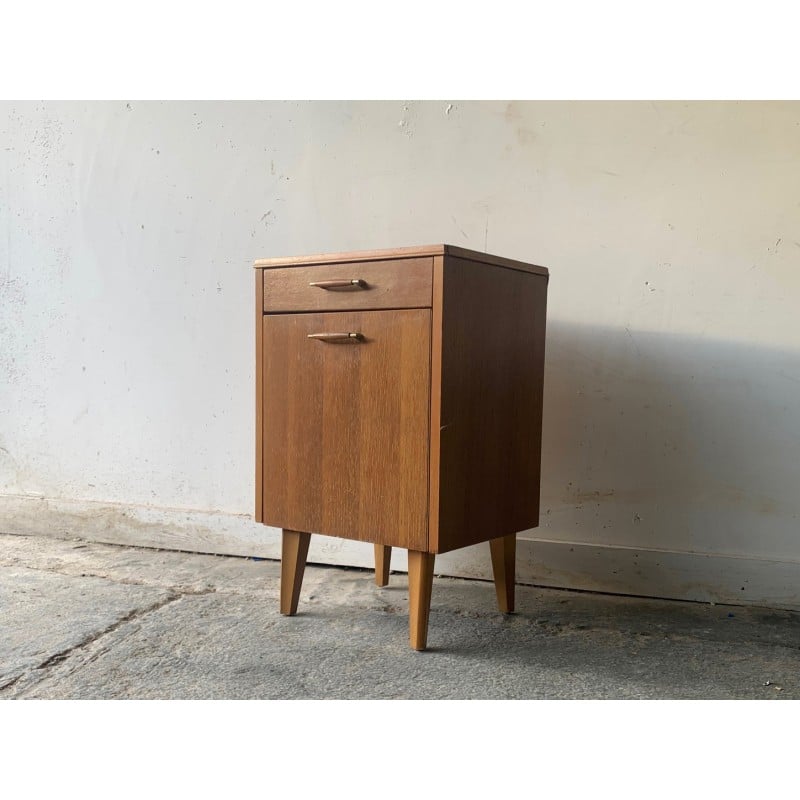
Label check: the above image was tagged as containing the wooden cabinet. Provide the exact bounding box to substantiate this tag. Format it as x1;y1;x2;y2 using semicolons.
254;245;548;650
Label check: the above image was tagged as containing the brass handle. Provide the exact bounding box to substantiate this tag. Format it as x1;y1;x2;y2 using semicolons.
308;279;367;290
307;332;363;342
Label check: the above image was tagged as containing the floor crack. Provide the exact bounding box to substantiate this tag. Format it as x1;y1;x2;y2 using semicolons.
0;559;178;590
0;587;216;695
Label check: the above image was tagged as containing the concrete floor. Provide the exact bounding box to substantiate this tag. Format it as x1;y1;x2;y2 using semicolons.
1;532;799;699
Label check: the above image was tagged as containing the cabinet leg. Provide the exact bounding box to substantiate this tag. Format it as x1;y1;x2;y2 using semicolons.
408;550;435;651
489;534;516;613
374;544;392;587
280;529;311;616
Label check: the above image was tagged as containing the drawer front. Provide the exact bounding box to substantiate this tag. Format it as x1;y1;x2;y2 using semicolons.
262;309;430;550
262;257;432;312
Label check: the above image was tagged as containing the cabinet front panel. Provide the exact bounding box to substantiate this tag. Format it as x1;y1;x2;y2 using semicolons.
263;258;432;313
262;309;430;550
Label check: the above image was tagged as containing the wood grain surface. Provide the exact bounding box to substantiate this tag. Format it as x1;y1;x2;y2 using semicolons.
374;544;392;587
280;529;311;615
431;256;548;553
262;309;430;550
254;244;549;277
255;245;444;268
263;258;432;312
408;550;435;651
255;268;264;523
427;255;445;552
490;534;517;613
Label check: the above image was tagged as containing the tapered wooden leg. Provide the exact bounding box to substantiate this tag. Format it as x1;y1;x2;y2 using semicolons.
374;544;392;587
490;534;516;613
408;550;435;651
280;529;311;616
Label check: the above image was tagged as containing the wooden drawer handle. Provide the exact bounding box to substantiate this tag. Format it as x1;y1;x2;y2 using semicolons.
307;332;363;342
308;279;367;290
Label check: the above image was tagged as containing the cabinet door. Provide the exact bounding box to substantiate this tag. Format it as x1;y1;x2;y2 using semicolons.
262;308;430;550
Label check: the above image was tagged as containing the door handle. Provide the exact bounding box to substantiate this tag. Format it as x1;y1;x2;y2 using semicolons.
308;279;367;290
307;332;364;342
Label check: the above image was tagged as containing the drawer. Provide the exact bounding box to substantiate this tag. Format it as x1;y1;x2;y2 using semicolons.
262;257;432;313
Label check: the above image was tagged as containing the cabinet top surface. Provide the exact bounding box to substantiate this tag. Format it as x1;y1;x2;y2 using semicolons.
253;244;549;277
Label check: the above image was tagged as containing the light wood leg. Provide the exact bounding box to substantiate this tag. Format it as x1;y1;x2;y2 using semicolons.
489;534;516;613
280;529;311;616
375;544;392;587
408;550;435;651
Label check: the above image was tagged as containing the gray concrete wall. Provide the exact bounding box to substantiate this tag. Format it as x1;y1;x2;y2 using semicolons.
2;101;799;607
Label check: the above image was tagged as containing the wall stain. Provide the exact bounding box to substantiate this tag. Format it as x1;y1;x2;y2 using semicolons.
504;101;538;146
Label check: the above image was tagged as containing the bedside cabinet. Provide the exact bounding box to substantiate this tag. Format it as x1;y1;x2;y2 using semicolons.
254;245;548;650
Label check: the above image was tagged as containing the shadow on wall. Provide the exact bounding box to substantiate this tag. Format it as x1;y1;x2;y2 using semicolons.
538;319;800;563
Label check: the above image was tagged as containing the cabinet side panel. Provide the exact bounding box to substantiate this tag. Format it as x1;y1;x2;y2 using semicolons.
255;269;264;523
437;257;548;553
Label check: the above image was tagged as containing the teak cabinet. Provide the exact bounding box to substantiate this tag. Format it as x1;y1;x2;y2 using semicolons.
254;245;548;650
